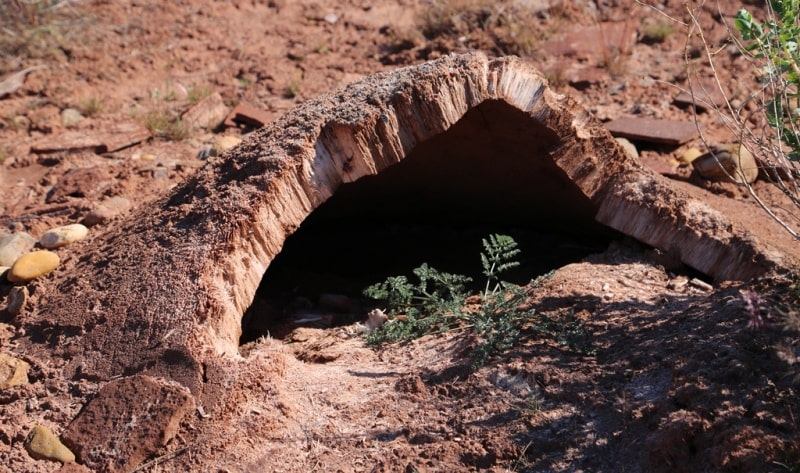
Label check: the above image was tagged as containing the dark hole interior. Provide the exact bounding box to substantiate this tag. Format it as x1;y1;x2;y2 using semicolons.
240;99;623;344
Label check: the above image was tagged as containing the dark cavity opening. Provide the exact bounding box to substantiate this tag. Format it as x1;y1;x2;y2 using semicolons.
240;99;622;344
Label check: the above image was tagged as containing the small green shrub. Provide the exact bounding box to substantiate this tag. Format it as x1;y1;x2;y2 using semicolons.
641;22;674;44
187;86;212;105
363;234;591;368
143;110;190;141
78;97;104;117
735;1;800;161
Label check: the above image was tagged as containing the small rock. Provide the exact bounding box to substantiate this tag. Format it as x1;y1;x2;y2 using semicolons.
692;143;758;184
25;424;75;464
323;12;339;24
60;108;85;128
7;285;28;315
140;153;157;161
8;250;60;283
83;197;131;226
605;117;698;145
0;353;29;390
182;92;228;130
0;231;37;267
46;167;111;204
614;137;639;159
0;66;45;99
679;147;703;164
213;135;242;153
223;102;273;128
40;224;89;249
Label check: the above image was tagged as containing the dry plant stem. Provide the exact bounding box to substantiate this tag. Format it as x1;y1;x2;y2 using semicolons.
129;439;208;473
684;0;800;239
634;0;688;27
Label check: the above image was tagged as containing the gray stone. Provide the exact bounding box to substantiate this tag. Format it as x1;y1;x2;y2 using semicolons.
7;285;28;315
60;108;85;128
0;231;36;267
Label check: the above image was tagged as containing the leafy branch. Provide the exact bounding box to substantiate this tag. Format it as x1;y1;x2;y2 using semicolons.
363;234;592;369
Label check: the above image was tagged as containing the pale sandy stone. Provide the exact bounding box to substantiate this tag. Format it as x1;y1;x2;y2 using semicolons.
0;353;29;390
25;425;75;464
8;250;60;283
40;224;89;249
213;135;242;153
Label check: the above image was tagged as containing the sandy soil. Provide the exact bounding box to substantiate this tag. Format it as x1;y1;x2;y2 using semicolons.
1;1;799;472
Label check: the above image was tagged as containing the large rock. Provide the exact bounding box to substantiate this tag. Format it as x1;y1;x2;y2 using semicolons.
14;53;799;471
62;375;195;473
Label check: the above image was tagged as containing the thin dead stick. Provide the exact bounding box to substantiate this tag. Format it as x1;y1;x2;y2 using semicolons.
129;438;208;473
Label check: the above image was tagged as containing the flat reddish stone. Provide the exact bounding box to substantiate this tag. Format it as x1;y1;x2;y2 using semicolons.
223;102;274;128
604;117;698;145
674;83;726;111
30;123;150;154
62;375;195;473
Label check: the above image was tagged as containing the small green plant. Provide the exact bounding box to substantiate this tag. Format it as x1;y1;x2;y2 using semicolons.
641;22;674;44
187;86;212;105
284;82;301;99
735;2;800;159
143;110;190;141
414;0;545;58
363;234;587;369
0;146;8;164
78;97;104;117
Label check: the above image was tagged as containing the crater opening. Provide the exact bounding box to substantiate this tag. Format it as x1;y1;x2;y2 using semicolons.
240;99;622;344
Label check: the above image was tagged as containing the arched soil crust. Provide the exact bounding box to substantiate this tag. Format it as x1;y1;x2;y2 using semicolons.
14;52;796;471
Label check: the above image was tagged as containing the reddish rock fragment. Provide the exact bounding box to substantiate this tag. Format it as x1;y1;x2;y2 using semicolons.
223;102;274;128
182;92;228;130
46;167;112;203
604;117;698;145
30;123;149;154
63;375;195;473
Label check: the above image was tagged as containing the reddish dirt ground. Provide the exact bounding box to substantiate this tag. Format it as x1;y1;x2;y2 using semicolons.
1;1;799;472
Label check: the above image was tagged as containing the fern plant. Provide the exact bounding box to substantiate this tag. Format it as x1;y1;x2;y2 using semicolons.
363;234;583;368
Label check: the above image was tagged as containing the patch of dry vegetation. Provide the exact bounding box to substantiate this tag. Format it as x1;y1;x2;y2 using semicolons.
415;0;558;58
0;0;88;73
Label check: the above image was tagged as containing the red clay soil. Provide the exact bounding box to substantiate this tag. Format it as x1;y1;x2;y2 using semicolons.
1;1;799;472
